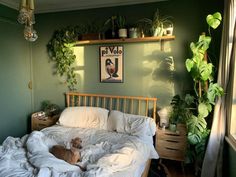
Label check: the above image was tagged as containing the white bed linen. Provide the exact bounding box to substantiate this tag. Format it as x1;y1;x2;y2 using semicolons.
0;125;158;177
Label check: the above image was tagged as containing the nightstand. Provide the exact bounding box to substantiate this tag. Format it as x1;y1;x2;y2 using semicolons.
31;112;60;131
155;124;187;162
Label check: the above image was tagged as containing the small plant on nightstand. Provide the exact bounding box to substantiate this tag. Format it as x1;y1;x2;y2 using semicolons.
169;94;193;131
41;100;61;117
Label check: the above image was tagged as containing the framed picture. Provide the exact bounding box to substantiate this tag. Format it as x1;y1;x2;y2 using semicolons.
99;46;124;83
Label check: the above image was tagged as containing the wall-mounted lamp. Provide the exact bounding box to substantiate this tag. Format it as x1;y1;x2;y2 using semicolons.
17;0;38;42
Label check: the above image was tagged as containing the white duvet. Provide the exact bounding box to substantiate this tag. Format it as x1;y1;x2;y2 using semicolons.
0;125;158;177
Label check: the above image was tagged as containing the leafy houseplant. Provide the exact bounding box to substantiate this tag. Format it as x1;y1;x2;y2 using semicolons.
104;15;117;39
169;94;193;124
41;100;61;116
47;26;81;90
138;8;172;37
181;12;224;167
116;15;127;38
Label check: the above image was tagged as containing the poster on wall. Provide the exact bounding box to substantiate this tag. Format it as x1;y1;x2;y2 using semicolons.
99;46;123;83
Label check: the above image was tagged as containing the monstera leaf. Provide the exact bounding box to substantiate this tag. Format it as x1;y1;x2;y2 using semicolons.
188;132;202;145
206;12;222;29
207;83;224;104
186;113;208;145
199;61;213;81
195;129;210;158
197;34;212;51
198;102;209;118
185;59;194;72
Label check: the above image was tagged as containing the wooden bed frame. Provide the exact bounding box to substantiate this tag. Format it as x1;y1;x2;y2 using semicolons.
65;92;158;177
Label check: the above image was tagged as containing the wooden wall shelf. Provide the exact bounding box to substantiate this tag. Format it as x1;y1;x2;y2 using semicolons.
75;35;175;46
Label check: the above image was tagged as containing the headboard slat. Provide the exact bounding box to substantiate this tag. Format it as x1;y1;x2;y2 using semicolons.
117;98;120;110
66;92;158;122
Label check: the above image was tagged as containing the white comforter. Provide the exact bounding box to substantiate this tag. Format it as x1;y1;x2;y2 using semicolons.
0;125;158;177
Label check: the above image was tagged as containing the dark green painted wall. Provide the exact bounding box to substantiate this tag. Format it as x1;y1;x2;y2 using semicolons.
0;5;32;143
33;0;223;111
225;143;236;177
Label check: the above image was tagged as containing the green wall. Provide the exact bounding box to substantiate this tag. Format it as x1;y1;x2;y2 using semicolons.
33;0;223;111
0;5;32;143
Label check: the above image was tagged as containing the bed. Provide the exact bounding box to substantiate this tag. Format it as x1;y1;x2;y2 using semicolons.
0;92;159;177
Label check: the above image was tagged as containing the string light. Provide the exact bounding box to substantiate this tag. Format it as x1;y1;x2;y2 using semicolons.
18;0;38;42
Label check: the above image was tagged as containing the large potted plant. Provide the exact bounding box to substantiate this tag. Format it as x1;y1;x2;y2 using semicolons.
181;12;223;172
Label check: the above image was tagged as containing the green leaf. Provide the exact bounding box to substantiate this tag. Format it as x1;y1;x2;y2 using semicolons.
207;83;224;104
198;35;211;51
186;115;207;135
185;59;194;72
188;132;202;145
185;94;195;105
199;61;213;81
206;12;222;29
198;102;209;118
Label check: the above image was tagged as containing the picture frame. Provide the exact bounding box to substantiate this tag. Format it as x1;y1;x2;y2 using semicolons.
99;46;124;83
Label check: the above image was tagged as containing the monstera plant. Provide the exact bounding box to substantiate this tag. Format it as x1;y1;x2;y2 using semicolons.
184;12;224;165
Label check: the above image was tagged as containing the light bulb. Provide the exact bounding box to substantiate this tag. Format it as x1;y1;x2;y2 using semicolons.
24;25;38;42
17;8;29;24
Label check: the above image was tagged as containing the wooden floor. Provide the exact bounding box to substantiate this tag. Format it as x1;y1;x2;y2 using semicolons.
148;159;196;177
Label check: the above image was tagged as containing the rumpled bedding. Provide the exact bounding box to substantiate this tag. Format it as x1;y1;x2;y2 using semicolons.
0;125;158;177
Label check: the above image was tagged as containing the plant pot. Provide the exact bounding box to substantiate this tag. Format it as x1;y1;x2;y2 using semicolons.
118;28;127;38
128;28;138;38
176;123;186;134
81;33;100;40
169;123;177;132
165;25;174;36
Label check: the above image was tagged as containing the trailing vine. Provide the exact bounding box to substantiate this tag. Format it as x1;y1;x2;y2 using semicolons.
47;26;80;90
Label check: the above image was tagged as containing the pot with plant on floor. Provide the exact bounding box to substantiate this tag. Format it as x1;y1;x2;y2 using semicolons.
178;12;223;175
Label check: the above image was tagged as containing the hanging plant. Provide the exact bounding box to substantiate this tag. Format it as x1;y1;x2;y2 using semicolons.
47;26;81;90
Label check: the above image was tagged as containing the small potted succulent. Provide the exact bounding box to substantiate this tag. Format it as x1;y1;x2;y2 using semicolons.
116;15;127;38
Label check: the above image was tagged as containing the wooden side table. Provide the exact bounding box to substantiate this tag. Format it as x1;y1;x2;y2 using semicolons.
155;124;187;162
31;112;60;131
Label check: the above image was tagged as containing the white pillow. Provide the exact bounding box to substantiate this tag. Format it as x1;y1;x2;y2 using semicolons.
58;107;109;129
108;110;156;138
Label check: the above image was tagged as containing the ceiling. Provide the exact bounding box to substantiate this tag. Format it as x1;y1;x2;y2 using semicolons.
0;0;167;14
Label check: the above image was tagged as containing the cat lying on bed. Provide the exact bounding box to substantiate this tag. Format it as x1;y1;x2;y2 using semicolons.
50;137;86;171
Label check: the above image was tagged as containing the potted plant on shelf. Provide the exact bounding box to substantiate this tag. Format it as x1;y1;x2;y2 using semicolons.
128;27;139;38
138;8;172;37
79;22;100;40
104;15;117;39
116;15;127;38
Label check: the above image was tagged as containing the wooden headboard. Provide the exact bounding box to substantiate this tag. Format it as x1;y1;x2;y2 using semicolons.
65;92;157;122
